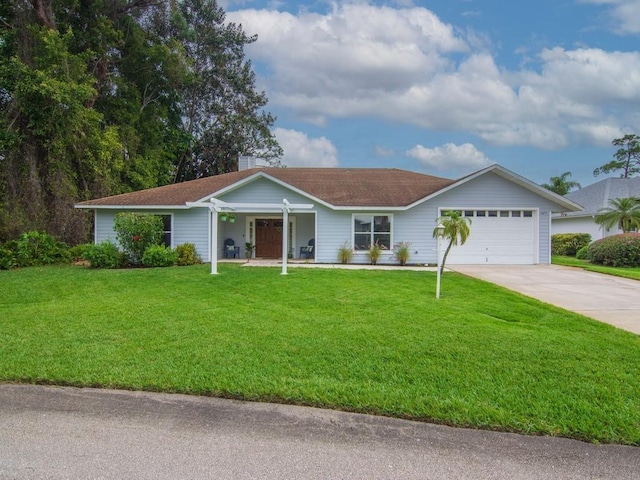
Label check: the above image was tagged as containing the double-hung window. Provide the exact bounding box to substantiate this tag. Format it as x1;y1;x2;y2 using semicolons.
354;215;391;251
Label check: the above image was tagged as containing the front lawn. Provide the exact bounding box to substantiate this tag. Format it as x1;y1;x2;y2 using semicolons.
553;255;640;280
1;264;639;445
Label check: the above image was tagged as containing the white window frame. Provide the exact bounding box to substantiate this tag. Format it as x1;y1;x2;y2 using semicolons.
352;213;393;254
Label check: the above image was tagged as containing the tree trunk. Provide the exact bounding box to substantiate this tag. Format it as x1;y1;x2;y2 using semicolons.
440;239;454;276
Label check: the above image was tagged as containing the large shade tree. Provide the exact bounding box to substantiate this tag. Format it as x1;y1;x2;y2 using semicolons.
433;210;471;275
0;0;281;243
167;0;282;182
594;197;640;233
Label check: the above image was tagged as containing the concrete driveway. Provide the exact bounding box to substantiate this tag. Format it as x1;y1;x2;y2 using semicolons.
451;265;640;335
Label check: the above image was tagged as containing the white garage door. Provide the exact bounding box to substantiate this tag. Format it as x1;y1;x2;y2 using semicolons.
446;209;536;265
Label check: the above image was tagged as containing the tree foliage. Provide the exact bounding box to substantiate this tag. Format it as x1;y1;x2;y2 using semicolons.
594;134;640;178
594;197;640;233
541;172;580;196
168;0;282;182
0;0;280;243
433;210;471;275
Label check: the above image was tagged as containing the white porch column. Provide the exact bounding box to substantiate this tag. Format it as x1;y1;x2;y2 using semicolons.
281;199;289;275
210;207;218;275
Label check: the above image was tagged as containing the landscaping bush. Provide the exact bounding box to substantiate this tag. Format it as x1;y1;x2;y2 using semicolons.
114;213;163;265
587;233;640;267
142;245;177;267
68;244;91;263
551;233;592;256
575;245;589;260
82;240;123;269
175;243;202;266
15;231;70;266
0;241;18;270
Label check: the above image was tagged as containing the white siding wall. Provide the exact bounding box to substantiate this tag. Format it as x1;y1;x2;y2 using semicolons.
95;210;117;244
219;177;312;205
312;203;437;265
173;209;209;259
315;207;351;263
552;216;613;241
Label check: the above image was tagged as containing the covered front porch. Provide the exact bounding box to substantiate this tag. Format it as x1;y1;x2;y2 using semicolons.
187;198;315;274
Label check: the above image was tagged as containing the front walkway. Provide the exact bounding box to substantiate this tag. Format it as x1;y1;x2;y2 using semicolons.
451;265;640;335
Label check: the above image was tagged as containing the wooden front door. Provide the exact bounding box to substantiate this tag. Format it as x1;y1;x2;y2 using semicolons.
255;219;283;258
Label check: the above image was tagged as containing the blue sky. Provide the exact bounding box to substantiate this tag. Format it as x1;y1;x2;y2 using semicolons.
223;0;640;187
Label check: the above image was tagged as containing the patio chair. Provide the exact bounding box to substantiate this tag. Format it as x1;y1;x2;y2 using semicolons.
299;238;315;259
224;238;241;259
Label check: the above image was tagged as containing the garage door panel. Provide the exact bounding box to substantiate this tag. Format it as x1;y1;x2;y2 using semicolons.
446;211;536;265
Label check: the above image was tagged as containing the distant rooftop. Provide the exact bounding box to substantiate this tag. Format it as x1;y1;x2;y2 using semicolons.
564;177;640;216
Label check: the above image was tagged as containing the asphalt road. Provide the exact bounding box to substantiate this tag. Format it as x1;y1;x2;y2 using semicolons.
0;385;638;479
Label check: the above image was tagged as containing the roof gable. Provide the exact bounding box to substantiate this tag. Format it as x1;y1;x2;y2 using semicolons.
406;164;582;212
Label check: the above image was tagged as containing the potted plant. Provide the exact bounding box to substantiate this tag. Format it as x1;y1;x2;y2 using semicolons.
245;242;255;258
228;213;236;223
219;212;228;222
288;247;293;259
368;242;382;265
393;241;411;266
337;241;353;264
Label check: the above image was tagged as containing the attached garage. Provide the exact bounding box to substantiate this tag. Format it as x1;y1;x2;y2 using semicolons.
446;209;537;265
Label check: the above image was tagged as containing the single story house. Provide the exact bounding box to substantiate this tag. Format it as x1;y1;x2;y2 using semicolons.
552;177;640;240
75;163;581;269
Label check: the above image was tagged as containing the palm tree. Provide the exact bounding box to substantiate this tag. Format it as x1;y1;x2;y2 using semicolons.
594;197;640;233
433;210;471;275
541;172;581;195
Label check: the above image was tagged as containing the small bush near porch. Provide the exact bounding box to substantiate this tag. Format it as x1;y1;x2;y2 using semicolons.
1;264;639;445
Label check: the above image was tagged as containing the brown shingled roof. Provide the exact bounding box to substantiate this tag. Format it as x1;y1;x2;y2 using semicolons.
76;168;456;208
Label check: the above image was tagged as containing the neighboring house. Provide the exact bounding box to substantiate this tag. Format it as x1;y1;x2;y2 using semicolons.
75;164;581;266
552;177;640;241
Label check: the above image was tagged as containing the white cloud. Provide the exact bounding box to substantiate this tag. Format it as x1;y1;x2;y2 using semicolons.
581;0;640;34
228;4;640;150
406;143;492;172
273;128;339;167
375;145;396;157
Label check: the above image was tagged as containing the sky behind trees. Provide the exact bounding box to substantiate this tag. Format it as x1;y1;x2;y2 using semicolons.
224;0;640;185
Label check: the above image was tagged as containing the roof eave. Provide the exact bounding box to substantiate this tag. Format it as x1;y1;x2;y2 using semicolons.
75;204;190;210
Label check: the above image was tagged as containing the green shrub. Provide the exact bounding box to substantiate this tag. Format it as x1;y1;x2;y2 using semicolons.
175;243;202;266
142;245;177;267
0;241;18;270
69;244;91;262
587;233;640;267
575;245;589;260
15;231;70;266
114;213;163;265
82;240;123;269
551;233;592;256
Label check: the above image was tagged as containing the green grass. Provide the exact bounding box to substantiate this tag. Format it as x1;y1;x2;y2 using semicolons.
1;264;639;445
553;255;640;280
